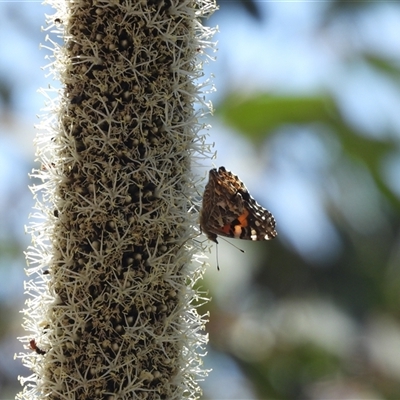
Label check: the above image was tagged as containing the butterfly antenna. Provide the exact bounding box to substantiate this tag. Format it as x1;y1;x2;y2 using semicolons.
214;238;244;271
219;237;245;253
216;242;220;271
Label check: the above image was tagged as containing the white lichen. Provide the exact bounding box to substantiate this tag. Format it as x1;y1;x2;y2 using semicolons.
16;0;217;399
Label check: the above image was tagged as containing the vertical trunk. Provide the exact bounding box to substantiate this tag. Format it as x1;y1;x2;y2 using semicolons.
17;0;216;399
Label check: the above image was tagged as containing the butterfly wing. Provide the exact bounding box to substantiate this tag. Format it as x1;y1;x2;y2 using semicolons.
200;167;277;243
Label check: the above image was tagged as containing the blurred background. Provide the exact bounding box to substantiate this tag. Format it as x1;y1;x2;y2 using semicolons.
1;1;400;399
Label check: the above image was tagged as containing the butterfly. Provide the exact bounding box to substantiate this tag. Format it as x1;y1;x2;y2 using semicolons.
199;166;277;244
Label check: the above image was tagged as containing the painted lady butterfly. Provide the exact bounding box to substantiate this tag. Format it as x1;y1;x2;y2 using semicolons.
200;166;277;244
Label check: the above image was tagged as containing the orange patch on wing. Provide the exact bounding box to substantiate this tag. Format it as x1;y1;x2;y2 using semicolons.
237;209;249;227
221;209;249;234
221;224;231;234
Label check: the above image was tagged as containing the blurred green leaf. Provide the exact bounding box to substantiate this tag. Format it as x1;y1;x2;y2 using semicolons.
332;123;399;208
236;344;341;400
217;93;335;139
363;53;400;84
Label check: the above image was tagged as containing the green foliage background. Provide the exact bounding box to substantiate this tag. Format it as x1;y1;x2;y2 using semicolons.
200;1;400;399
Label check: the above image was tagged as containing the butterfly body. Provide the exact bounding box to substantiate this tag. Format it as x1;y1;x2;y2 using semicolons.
200;167;277;243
